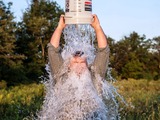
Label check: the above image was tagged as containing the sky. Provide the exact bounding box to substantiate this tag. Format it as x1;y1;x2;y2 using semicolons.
3;0;160;41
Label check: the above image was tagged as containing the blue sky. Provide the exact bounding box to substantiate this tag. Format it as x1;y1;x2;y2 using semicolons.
3;0;160;41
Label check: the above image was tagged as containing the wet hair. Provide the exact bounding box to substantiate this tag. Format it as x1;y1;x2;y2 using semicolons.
73;51;84;57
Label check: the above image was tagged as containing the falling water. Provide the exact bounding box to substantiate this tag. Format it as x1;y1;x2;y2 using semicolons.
62;25;96;65
37;25;124;120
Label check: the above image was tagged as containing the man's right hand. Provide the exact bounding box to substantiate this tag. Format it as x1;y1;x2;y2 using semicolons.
57;15;66;30
50;15;66;48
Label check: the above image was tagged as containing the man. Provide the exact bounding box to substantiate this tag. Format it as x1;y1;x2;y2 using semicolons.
46;14;111;119
48;14;109;80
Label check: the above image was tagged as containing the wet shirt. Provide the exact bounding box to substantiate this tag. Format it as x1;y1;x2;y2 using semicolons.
46;43;110;120
47;43;110;80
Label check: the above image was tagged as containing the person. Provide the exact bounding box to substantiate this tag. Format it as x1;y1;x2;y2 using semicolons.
48;14;109;81
46;14;112;119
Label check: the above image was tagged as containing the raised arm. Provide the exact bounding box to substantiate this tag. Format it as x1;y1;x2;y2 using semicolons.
91;14;110;78
50;15;66;48
91;14;107;48
48;15;66;78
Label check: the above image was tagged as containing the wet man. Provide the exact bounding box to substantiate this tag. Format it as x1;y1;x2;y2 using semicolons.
46;14;112;119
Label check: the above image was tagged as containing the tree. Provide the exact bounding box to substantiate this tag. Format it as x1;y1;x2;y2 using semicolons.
149;36;160;80
0;1;25;85
16;0;64;81
111;32;152;79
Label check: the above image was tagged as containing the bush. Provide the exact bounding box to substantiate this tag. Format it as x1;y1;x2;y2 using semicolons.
114;79;160;120
0;83;44;120
0;80;7;89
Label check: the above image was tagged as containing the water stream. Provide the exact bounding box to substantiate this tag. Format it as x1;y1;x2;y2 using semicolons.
37;25;124;120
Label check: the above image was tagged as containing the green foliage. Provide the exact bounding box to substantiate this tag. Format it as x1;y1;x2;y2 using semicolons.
15;0;64;81
109;32;159;80
0;80;7;89
149;36;160;80
0;1;25;85
114;79;160;120
0;83;44;120
122;59;144;79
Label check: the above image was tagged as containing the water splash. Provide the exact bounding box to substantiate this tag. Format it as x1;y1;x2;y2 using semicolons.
62;25;96;65
37;25;124;120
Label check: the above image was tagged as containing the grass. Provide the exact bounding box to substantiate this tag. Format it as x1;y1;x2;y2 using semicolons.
0;79;159;120
114;79;160;120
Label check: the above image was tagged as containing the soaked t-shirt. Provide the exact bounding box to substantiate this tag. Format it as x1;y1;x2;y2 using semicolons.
38;43;119;120
47;43;110;80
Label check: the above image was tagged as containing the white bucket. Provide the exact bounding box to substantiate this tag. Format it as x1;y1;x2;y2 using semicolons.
65;0;92;24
